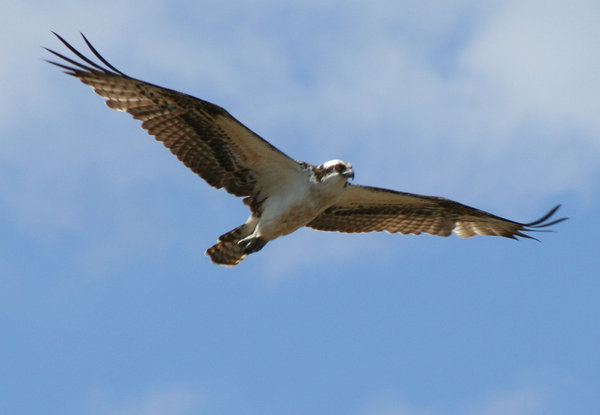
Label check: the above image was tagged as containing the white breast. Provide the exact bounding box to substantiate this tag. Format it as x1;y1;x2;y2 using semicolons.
256;171;346;240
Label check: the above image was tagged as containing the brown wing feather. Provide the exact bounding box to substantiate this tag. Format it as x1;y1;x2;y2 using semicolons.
307;185;567;239
45;33;302;198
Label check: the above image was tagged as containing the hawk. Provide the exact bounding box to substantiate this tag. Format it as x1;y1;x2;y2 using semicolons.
45;33;567;266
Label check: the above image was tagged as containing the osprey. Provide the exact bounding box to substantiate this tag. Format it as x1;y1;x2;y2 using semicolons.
46;33;567;266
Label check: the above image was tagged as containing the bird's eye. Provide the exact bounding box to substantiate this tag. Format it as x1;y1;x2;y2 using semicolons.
335;164;345;173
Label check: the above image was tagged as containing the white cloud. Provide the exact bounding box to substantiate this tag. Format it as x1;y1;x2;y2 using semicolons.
86;385;202;415
463;386;544;415
259;228;393;279
359;402;432;415
461;0;600;135
1;0;596;275
358;384;545;415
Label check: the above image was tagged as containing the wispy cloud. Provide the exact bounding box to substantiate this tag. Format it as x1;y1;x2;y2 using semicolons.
359;400;433;415
461;0;600;134
85;385;203;415
463;385;544;415
2;0;596;275
358;384;545;415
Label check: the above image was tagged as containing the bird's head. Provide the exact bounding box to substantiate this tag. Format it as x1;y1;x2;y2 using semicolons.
317;159;354;185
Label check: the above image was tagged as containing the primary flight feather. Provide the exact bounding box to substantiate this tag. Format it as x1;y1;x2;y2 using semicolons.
45;33;567;266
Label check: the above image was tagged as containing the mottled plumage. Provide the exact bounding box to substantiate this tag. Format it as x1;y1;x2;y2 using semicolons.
307;185;563;239
46;33;567;266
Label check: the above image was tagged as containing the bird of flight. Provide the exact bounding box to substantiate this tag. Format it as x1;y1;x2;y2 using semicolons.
45;33;567;266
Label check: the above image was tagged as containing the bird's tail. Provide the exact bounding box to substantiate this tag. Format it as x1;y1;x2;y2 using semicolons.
206;224;267;266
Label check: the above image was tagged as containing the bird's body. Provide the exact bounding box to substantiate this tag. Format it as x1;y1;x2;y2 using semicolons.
46;33;566;266
255;165;348;240
208;160;353;265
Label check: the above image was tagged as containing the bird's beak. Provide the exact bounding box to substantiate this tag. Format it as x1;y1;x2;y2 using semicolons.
343;169;355;181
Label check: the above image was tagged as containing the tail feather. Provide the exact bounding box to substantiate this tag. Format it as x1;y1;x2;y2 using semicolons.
206;224;267;266
206;240;248;266
217;224;248;242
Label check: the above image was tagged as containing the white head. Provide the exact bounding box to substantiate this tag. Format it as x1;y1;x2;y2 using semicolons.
316;159;354;185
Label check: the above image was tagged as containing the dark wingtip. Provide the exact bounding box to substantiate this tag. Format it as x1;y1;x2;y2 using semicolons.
45;31;126;77
524;204;568;229
79;32;126;75
517;204;568;240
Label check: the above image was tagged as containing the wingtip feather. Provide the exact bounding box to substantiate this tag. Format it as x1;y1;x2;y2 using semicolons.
45;31;126;77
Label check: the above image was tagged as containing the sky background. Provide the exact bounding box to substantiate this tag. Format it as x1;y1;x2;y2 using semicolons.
1;1;599;414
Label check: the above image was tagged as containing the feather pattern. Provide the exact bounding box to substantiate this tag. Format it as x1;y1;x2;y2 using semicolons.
46;33;567;266
45;32;302;202
307;185;567;240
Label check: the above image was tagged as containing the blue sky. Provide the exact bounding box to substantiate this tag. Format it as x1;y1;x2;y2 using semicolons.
1;1;599;414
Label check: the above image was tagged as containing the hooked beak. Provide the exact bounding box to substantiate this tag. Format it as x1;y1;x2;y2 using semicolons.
343;169;355;181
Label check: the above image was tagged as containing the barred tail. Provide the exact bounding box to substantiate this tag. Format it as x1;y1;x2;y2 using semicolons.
206;240;248;266
206;224;267;266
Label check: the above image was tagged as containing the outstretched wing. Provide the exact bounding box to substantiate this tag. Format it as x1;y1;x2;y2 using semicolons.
45;32;304;202
307;185;567;239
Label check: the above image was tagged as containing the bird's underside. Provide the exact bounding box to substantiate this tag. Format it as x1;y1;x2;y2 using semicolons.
45;33;567;266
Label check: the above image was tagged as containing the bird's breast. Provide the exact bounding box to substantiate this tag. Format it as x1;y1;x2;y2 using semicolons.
257;179;345;239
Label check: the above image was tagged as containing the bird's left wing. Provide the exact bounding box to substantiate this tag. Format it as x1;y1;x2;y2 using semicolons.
45;33;304;200
307;185;566;239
